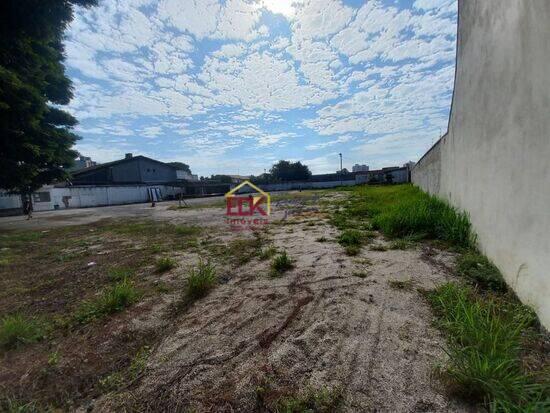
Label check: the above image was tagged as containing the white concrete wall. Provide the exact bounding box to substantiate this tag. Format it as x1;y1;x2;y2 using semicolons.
0;185;176;212
413;0;550;327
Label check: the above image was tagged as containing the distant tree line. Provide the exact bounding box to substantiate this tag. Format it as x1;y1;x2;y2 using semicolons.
200;160;312;184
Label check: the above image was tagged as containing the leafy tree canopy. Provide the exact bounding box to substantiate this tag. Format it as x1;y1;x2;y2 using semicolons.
0;0;97;193
269;160;312;182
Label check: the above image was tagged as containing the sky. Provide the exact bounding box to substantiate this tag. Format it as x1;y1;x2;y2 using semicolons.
65;0;457;176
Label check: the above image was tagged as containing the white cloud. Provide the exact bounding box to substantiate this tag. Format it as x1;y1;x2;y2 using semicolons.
305;135;353;150
158;0;220;39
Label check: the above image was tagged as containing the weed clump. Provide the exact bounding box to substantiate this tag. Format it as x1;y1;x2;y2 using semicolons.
258;245;278;260
107;266;135;281
337;229;363;247
389;238;415;250
185;261;217;301
74;279;139;324
174;225;201;237
427;283;548;411
270;251;293;276
456;252;507;292
332;185;475;249
0;314;45;350
269;387;342;413
155;257;177;273
388;279;414;290
371;188;474;248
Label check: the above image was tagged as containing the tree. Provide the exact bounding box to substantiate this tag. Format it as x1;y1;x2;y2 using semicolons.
0;0;98;196
167;162;192;174
204;174;233;184
270;160;312;182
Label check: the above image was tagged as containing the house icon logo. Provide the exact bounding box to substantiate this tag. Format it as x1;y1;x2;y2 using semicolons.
225;180;271;216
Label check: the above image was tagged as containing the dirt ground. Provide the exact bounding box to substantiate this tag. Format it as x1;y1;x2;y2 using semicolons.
0;191;474;412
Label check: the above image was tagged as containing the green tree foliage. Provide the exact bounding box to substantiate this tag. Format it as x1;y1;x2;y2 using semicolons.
270;160;312;182
202;174;233;183
0;0;97;193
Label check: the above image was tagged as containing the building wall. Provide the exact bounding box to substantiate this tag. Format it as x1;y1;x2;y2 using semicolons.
136;158;176;183
412;0;550;328
111;160;141;183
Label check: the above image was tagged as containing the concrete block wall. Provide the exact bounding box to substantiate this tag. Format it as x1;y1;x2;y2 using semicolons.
412;0;550;328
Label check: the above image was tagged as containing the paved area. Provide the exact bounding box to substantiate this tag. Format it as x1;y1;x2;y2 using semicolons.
0;196;226;231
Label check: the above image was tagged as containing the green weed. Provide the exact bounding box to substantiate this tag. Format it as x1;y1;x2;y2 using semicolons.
270;251;293;276
107;266;136;282
337;229;363;247
0;314;45;350
155;257;177;273
427;283;549;411
185;260;217;301
74;279;139;324
272;387;342;413
174;225;201;237
388;279;414;290
389;238;415;250
344;245;360;256
332;185;475;249
259;245;278;260
456;253;507;292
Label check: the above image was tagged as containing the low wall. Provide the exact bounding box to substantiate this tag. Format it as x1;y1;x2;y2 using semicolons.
412;0;550;327
0;185;183;213
411;137;443;195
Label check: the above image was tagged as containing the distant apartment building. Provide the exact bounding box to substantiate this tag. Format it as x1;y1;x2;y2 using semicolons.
403;161;416;169
352;164;369;172
176;170;199;182
70;155;97;171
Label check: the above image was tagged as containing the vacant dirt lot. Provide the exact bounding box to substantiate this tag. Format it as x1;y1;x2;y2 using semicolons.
0;190;472;412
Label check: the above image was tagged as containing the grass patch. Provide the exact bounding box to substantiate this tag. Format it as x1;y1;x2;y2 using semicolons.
388;279;414;290
0;314;45;350
107;266;136;282
174;225;201;237
344;245;360;256
337;229;363;247
370;244;388;251
332;185;475;249
270;251;293;276
389;238;415;250
259;245;278;260
185;260;217;301
0;397;42;413
155;257;177;273
427;283;548;411
207;235;265;265
272;388;342;413
74;279;139;324
338;229;365;256
456;252;507;292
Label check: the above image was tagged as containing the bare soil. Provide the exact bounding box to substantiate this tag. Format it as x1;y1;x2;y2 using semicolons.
0;191;475;412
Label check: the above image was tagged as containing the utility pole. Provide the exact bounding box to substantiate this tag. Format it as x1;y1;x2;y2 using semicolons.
339;153;343;186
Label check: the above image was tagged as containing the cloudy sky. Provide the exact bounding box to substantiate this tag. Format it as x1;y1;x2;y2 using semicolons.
65;0;457;176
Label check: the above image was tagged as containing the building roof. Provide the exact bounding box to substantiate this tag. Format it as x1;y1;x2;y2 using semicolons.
71;155;177;176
